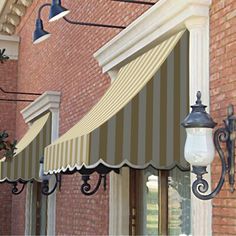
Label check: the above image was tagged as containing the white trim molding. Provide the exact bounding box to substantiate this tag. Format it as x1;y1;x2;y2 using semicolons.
21;91;61;123
185;16;212;236
22;91;61;236
94;0;211;75
95;0;212;235
0;34;19;60
109;168;130;235
0;0;33;35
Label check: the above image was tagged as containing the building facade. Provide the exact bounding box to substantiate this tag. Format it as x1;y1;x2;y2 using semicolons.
0;0;235;235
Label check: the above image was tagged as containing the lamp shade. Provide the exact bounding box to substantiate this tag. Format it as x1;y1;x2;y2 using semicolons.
49;0;70;22
33;19;51;44
184;127;215;166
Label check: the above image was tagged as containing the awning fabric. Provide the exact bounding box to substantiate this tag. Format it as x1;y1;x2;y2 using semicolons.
0;112;51;182
44;30;189;174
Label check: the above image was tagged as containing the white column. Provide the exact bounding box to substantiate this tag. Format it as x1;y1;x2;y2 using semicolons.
185;16;212;236
47;108;60;236
109;167;130;235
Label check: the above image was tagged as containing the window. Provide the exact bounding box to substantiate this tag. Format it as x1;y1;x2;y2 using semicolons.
130;167;191;235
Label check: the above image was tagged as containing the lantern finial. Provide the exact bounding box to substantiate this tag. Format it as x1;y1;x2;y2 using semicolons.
196;91;202;105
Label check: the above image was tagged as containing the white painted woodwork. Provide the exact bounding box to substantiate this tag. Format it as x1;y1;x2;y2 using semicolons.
109;168;130;235
185;16;212;236
22;91;61;236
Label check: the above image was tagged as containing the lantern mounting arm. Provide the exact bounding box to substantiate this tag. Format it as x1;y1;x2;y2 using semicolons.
37;3;51;19
0;87;41;102
63;17;126;29
111;0;155;5
0;87;41;96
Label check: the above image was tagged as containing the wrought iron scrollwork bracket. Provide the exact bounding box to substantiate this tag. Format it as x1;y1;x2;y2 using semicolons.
41;174;61;196
192;105;236;200
81;174;107;196
12;181;27;195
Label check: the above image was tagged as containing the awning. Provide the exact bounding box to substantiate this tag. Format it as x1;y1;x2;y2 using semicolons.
44;30;189;174
0;112;51;182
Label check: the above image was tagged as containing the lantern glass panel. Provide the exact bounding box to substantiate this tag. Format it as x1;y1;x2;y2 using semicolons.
184;127;215;166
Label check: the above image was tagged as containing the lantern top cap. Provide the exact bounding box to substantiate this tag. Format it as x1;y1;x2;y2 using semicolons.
181;91;217;128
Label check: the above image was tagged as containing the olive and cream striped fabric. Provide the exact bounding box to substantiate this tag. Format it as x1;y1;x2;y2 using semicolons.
0;112;51;182
44;30;189;174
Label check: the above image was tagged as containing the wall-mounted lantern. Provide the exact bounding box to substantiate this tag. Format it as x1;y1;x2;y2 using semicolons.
182;91;236;200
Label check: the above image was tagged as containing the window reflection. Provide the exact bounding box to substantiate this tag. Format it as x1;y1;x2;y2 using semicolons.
138;167;191;236
168;168;191;235
146;175;158;235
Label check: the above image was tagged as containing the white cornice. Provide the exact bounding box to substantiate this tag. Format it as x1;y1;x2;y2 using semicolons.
0;34;19;41
0;0;32;35
94;0;211;74
0;34;19;59
0;1;7;16
21;91;61;123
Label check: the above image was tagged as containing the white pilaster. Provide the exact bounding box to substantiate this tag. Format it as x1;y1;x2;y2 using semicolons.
109;168;130;235
185;16;212;236
47;108;60;236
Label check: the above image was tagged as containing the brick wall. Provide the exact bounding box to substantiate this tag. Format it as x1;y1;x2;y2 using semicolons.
0;59;17;235
0;184;12;235
14;0;150;235
56;173;110;235
11;191;26;236
210;0;236;235
0;60;17;138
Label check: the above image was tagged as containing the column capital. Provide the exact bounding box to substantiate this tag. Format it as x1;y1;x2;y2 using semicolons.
185;16;209;31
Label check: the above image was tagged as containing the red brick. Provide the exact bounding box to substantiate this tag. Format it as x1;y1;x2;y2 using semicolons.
210;0;236;235
0;60;18;235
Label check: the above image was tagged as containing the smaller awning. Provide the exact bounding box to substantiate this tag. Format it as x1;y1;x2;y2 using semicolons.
0;112;51;182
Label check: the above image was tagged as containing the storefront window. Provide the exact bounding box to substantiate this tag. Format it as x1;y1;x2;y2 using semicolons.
130;167;191;236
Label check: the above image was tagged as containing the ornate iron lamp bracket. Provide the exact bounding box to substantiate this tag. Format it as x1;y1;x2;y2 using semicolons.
81;174;107;196
192;105;236;200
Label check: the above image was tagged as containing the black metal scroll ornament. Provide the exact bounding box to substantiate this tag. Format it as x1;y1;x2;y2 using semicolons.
192;105;236;200
0;49;9;64
12;182;27;195
81;174;107;196
41;174;61;196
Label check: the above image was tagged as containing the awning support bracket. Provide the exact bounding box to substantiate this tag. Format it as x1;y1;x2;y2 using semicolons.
81;174;107;196
12;181;27;195
41;174;61;196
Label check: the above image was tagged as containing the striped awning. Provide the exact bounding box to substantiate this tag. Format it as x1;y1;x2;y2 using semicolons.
44;30;189;174
0;112;51;182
